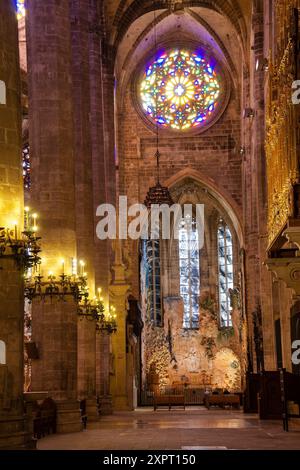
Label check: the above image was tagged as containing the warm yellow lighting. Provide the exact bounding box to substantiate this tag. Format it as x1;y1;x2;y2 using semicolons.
32;213;38;230
79;260;85;275
32;226;38;232
60;259;65;274
24;206;30;212
71;258;77;275
48;271;53;276
100;297;103;302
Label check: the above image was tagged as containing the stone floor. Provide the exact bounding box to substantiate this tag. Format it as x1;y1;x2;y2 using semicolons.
37;407;300;450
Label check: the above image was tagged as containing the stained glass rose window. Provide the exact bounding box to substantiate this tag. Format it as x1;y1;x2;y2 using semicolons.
139;49;223;131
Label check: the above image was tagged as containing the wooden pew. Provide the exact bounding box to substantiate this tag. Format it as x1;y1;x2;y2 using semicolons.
154;393;185;410
204;393;240;409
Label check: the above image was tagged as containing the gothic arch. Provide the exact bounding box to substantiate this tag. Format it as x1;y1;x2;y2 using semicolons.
165;168;244;247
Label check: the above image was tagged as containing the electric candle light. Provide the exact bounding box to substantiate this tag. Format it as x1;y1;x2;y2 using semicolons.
32;213;37;230
71;258;77;276
60;259;65;275
97;287;102;300
79;260;85;276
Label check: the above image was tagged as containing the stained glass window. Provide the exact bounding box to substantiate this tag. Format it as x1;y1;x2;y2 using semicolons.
142;239;162;326
22;143;31;190
140;49;221;131
179;216;200;329
16;0;26;19
218;222;233;327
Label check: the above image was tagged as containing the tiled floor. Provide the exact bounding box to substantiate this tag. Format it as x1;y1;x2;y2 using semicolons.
38;407;300;450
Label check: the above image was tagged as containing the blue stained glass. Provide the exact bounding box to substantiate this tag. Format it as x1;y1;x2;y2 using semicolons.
140;48;221;130
179;218;200;329
16;0;25;19
218;222;233;327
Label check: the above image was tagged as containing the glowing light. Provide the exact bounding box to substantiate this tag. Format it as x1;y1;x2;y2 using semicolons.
16;1;26;20
140;49;221;130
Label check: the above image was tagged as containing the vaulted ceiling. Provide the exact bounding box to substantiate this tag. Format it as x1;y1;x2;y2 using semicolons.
108;1;253;101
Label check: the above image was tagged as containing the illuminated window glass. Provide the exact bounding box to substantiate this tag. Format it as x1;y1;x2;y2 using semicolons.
142;239;162;326
140;49;221;131
16;0;26;19
179;216;200;329
22;143;30;190
218;222;233;327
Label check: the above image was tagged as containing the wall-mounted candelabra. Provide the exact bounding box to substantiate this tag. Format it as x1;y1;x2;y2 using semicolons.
0;210;41;270
24;272;89;303
78;288;117;333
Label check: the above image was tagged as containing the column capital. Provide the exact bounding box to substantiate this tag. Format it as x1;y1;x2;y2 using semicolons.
265;257;300;297
284;226;300;251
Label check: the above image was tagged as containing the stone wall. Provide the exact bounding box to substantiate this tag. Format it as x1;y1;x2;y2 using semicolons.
143;299;242;392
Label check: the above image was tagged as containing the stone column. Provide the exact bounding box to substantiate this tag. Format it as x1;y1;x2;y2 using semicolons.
96;329;113;415
69;0;98;419
109;242;131;410
0;1;31;449
89;0;116;301
70;0;95;292
26;0;81;433
77;316;98;420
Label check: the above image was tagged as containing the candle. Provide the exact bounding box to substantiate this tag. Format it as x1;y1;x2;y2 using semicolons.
71;258;77;276
14;223;18;240
32;213;37;230
79;260;85;276
61;259;65;275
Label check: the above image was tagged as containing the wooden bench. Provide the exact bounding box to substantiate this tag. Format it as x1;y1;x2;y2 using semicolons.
205;394;240;410
154;394;185;411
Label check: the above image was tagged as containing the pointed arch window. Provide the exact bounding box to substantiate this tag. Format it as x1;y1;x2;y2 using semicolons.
179;216;200;329
218;221;233;327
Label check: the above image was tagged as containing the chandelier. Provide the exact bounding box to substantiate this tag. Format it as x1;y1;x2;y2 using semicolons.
144;150;174;208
